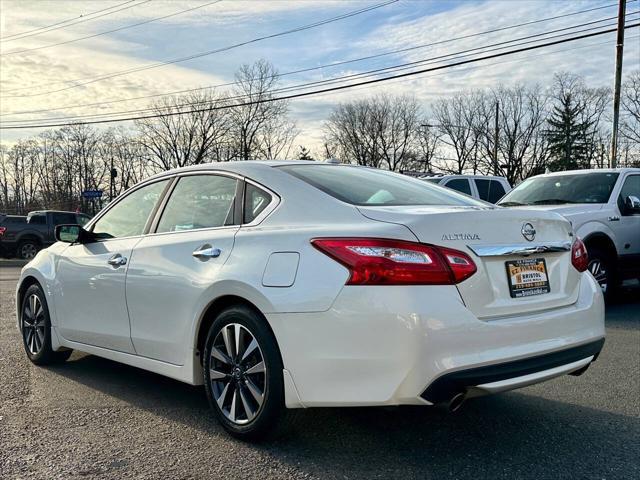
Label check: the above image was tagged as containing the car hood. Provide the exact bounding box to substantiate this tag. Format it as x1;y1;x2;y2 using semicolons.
499;204;604;217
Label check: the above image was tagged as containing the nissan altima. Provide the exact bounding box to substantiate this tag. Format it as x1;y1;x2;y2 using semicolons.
16;161;605;439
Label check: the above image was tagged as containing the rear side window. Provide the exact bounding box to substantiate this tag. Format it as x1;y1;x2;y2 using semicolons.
475;179;507;203
244;183;272;224
280;165;482;207
444;178;472;196
157;175;238;233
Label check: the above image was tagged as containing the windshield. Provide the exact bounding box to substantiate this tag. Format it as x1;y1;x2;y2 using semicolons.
279;165;484;207
498;172;619;206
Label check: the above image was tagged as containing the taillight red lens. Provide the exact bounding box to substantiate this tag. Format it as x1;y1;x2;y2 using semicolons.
571;237;589;272
0;227;5;236
311;238;476;285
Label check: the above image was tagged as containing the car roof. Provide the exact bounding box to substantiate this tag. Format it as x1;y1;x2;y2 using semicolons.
532;168;639;178
146;160;342;181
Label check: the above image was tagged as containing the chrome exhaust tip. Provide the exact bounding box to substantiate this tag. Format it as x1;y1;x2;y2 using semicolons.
447;392;467;413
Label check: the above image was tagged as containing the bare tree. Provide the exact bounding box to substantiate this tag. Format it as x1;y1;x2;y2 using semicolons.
324;94;420;171
432;92;482;174
620;70;640;166
136;90;231;170
228;59;290;160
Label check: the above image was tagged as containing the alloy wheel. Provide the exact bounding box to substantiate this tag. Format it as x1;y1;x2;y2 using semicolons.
23;294;46;355
209;323;267;425
21;243;37;260
588;258;607;293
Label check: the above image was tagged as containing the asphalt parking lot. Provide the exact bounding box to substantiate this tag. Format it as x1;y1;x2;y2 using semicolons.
0;264;638;480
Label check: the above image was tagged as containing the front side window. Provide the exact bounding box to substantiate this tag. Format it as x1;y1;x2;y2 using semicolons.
617;175;640;214
280;165;483;207
92;180;169;239
244;183;272;223
28;214;46;225
498;173;619;206
52;213;77;225
157;175;238;233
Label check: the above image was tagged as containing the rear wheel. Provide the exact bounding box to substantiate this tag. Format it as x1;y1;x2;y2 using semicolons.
21;284;73;365
586;247;617;300
18;240;39;260
203;305;287;440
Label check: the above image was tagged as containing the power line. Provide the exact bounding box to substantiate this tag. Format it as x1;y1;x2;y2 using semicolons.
4;17;632;124
0;1;151;42
3;23;637;130
1;3;633;111
1;1;224;57
0;0;398;96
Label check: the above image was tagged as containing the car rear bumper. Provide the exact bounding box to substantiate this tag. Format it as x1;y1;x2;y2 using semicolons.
267;273;605;408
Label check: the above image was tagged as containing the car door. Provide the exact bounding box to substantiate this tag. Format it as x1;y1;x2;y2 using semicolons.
615;173;640;277
54;179;171;353
126;173;241;365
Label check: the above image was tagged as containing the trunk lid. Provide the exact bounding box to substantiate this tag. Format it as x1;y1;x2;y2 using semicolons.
358;205;579;319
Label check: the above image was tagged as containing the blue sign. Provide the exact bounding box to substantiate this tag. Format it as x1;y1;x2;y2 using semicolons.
82;190;103;199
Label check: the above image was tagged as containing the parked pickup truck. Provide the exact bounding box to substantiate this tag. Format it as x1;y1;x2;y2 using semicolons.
497;168;640;298
0;210;91;260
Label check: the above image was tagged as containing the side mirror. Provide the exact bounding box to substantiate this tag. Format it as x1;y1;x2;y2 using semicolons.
624;195;640;214
55;224;92;244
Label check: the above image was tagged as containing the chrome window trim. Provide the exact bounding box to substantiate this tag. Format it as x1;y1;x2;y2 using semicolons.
467;241;572;257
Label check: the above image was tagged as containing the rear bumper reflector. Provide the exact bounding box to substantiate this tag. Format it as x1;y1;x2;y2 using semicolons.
421;338;605;404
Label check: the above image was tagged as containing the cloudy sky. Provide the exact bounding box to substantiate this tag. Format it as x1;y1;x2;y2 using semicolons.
0;0;638;154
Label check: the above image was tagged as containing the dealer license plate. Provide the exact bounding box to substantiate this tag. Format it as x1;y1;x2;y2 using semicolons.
505;258;550;298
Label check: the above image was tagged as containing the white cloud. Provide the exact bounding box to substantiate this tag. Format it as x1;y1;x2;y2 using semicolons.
1;0;638;152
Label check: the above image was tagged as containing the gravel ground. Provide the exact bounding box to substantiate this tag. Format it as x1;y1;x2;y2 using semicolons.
1;264;638;480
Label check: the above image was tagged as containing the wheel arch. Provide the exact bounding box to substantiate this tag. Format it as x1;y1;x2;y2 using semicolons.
583;232;618;265
16;275;42;316
194;294;280;366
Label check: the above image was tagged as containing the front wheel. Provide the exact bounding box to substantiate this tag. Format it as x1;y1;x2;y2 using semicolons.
203;305;287;440
21;284;73;365
18;240;39;260
587;247;617;300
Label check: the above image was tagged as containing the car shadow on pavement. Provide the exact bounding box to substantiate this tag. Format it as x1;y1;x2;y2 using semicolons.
43;336;639;480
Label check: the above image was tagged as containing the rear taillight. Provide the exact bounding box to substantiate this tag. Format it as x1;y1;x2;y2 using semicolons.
571;237;589;272
0;227;5;237
311;238;477;285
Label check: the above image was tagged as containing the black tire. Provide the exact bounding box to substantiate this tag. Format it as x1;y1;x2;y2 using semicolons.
18;239;40;260
203;305;288;441
20;284;73;365
586;246;618;301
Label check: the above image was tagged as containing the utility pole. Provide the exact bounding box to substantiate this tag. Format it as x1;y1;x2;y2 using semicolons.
610;0;626;168
493;101;499;175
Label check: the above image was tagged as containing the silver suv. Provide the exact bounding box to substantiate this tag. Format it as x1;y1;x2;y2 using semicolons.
421;175;512;203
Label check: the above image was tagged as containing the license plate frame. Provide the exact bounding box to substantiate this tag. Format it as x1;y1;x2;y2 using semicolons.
505;258;551;298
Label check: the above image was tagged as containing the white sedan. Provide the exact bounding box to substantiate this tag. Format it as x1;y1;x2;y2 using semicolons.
16;161;605;440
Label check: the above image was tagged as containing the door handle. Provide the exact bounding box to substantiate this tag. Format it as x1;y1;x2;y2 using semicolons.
192;244;221;261
107;253;127;267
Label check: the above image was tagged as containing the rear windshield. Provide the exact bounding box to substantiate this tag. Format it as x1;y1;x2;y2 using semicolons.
280;165;483;207
498;172;619;206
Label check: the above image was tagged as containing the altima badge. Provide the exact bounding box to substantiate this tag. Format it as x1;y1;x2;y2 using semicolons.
442;233;481;241
521;223;536;242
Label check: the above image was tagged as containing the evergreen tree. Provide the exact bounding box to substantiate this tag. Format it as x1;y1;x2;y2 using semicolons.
545;74;598;171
